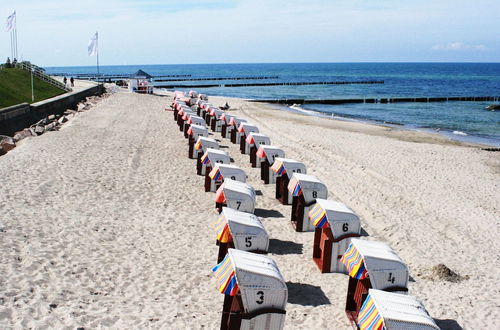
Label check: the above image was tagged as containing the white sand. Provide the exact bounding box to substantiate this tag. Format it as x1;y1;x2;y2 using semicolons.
0;89;498;329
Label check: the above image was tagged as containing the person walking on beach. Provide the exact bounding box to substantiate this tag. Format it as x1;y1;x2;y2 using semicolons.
63;77;67;85
70;77;74;87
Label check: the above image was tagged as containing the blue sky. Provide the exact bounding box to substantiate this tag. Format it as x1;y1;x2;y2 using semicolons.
1;0;499;66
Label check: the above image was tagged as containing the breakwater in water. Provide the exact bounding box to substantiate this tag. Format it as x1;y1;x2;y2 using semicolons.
250;96;500;105
155;80;384;89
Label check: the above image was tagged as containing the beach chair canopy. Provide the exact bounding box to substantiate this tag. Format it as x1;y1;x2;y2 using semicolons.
256;145;285;165
214;207;269;251
189;90;198;98
178;106;193;117
202;148;230;167
198;93;208;101
341;239;409;291
287;173;328;203
238;122;259;135
212;249;287;312
308;199;361;237
181;109;196;120
210;164;246;183
187;115;206;126
188;124;208;139
174;91;185;99
195;136;219;153
215;179;256;213
271;158;306;179
229;117;247;127
246;132;271;148
358;289;439;330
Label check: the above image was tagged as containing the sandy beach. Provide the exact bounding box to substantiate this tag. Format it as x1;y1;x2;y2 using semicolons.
0;88;498;329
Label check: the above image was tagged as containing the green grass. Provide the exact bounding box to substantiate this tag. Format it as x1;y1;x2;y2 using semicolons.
0;68;65;108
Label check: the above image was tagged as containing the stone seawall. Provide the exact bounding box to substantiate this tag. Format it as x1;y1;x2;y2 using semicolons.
0;84;105;136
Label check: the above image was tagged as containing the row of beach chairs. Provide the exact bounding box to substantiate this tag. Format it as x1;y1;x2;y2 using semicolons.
169;90;440;330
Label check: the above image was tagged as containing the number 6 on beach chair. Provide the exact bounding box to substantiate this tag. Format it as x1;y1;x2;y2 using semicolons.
213;207;269;263
212;249;287;330
308;199;361;273
341;239;409;325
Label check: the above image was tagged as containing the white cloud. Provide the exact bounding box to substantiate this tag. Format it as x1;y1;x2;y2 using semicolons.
431;42;487;51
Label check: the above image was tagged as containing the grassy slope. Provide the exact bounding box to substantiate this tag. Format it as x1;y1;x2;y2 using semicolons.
0;68;65;108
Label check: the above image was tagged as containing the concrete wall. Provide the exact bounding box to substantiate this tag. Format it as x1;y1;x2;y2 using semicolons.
0;84;105;136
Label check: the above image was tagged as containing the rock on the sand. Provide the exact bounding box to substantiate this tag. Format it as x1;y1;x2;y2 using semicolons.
0;135;16;155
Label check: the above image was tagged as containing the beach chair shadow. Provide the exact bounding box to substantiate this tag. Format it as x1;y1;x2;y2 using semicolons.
254;208;284;218
269;238;303;255
434;319;463;330
255;190;263;196
360;228;369;237
286;281;331;306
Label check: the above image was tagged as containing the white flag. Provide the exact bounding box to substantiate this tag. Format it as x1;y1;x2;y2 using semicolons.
6;11;16;32
88;32;98;56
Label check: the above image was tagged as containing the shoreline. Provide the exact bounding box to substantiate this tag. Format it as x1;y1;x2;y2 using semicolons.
156;88;500;148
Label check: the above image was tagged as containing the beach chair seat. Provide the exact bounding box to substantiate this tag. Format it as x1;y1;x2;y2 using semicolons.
198;148;230;176
356;289;439;330
213;207;269;262
212;249;287;330
288;173;328;232
257;146;285;184
308;199;361;273
215;179;256;214
341;239;409;324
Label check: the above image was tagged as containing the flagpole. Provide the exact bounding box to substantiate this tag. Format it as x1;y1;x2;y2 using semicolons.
14;27;18;59
96;32;100;84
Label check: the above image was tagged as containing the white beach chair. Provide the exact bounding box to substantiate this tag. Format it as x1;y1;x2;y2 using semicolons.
341;238;409;323
215;179;256;214
212;249;287;330
308;199;361;273
271;158;306;205
257;146;285;184
287;173;328;232
246;133;271;165
198;148;230;176
213;207;269;262
357;289;439;330
207;164;246;192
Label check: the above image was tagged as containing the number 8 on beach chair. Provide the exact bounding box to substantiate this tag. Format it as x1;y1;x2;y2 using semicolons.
198;148;230;176
308;199;361;273
213;207;269;263
215;179;256;214
287;173;328;232
271;158;306;205
212;249;287;330
207;164;246;193
341;239;409;324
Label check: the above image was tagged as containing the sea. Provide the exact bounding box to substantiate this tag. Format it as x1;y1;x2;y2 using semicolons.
44;63;500;147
